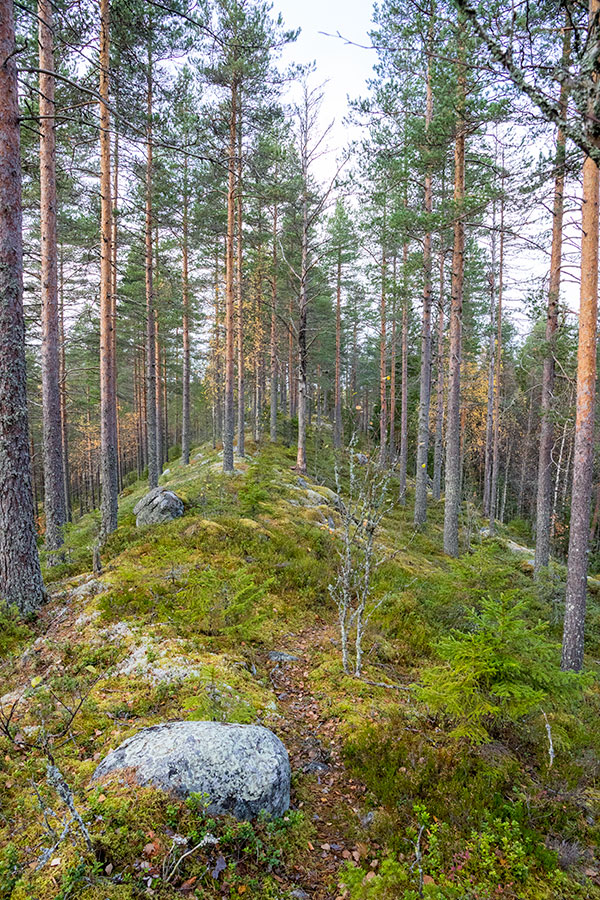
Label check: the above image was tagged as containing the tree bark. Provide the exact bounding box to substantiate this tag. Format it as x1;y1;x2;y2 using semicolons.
535;24;570;575
236;108;245;457
145;42;158;488
398;242;409;504
223;78;237;473
489;174;504;532
379;230;387;466
443;43;466;557
0;0;46;612
562;0;600;672
432;242;445;500
39;0;67;559
270;198;278;442
181;153;191;465
414;30;434;524
99;0;118;537
334;248;343;449
389;253;397;459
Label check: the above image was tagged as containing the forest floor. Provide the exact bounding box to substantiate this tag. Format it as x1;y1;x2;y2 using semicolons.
2;436;600;900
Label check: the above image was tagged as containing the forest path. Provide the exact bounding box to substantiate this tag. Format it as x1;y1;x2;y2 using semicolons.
266;622;378;900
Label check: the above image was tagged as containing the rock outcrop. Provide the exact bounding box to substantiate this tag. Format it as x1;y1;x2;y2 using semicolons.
133;487;184;527
93;720;290;820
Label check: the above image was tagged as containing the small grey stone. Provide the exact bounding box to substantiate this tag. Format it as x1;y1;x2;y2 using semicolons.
93;720;290;820
302;760;329;774
268;651;300;662
133;487;184;527
290;890;309;899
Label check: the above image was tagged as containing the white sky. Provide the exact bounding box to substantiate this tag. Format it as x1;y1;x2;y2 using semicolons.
276;0;376;153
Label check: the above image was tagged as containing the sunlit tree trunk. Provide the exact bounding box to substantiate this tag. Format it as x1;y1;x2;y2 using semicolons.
414;24;434;523
443;42;466;557
0;0;46;613
535;24;570;575
379;219;387;466
334;248;343;449
432;242;445;500
39;0;67;558
489;176;504;532
398;242;409;504
223;77;237;473
236;109;245;457
99;0;118;535
181;153;191;465
145;41;158;488
562;0;600;672
270;198;278;442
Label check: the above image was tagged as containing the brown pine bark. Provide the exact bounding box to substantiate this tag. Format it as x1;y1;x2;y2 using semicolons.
414;25;435;524
39;0;67;559
483;190;497;516
223;78;237;473
270;198;278;443
562;0;600;672
398;242;409;504
59;249;70;520
489;177;504;531
0;0;46;612
296;169;309;475
181;153;191;465
236;115;245;457
432;241;446;500
389;253;397;458
145;42;158;488
443;40;466;557
334;248;343;450
534;24;570;575
379;233;387;466
99;0;118;537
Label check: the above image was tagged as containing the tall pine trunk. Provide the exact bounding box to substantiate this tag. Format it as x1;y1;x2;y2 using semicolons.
535;24;570;575
236;115;245;457
145;43;158;488
99;0;118;536
489;177;504;531
0;0;45;613
181;153;191;465
432;242;446;500
39;0;66;558
223;78;237;473
270;198;278;442
334;249;343;449
398;242;409;504
379;226;387;466
414;28;434;523
561;0;600;672
443;42;466;557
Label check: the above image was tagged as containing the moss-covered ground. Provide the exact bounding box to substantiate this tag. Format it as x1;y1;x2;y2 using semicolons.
1;437;600;899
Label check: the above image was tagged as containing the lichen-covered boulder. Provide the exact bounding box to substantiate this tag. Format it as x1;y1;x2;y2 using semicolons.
92;721;290;820
133;487;184;527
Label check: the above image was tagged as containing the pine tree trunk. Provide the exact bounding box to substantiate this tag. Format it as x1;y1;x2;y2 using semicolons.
236;113;245;457
398;242;409;504
145;44;158;489
443;46;466;557
535;24;570;575
59;250;71;521
489;178;504;532
379;237;387;466
414;36;434;523
389;254;397;459
432;242;445;500
334;249;343;450
223;78;237;473
99;0;118;537
562;0;600;671
39;0;67;559
181;153;191;465
0;0;46;613
296;180;309;475
483;192;497;516
270;199;278;442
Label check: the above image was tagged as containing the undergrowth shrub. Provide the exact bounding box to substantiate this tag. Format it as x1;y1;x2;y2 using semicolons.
418;593;585;744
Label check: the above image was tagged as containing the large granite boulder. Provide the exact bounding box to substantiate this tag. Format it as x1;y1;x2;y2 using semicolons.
133;487;184;527
92;721;290;820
